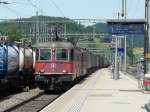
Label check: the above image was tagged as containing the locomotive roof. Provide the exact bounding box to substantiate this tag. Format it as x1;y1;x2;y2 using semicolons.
34;41;74;48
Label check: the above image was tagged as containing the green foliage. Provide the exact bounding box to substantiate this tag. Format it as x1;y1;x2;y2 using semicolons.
127;46;135;65
78;37;109;57
0;16;105;43
0;22;22;42
126;36;144;47
79;37;108;48
6;26;21;42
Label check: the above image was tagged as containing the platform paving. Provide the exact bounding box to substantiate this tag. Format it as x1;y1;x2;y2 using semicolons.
41;68;150;112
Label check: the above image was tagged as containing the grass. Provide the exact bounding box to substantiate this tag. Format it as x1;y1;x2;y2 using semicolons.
78;37;109;57
78;37;109;49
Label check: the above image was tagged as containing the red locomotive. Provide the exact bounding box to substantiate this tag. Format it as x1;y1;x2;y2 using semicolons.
35;41;108;91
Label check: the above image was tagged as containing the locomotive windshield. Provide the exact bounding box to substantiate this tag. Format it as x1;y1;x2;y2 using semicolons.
39;48;51;60
56;49;68;60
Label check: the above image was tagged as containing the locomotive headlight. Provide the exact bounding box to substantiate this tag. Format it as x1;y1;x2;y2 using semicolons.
62;70;67;73
40;69;45;73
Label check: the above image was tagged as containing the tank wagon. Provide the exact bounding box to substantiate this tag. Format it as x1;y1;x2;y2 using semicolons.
0;43;35;90
35;41;109;91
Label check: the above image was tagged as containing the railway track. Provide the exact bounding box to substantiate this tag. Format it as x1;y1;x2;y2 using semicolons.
0;89;22;101
127;64;144;80
4;92;60;112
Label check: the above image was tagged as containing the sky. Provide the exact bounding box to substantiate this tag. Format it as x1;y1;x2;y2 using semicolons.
0;0;145;19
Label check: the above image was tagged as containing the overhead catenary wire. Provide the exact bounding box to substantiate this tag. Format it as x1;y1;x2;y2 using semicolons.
126;0;133;16
26;0;39;10
133;0;141;17
26;0;47;16
130;0;141;18
1;4;22;18
11;1;29;6
49;0;65;17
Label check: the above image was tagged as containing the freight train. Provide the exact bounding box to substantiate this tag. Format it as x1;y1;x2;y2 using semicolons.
35;41;109;91
0;43;35;90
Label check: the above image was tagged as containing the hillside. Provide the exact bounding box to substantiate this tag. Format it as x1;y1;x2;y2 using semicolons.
78;37;109;57
0;16;109;50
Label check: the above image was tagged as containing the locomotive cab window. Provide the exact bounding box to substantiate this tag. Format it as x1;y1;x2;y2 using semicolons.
56;49;69;60
39;48;51;60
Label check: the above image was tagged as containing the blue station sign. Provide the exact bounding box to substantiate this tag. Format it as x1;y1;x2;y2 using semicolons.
137;55;145;62
107;19;145;35
110;48;124;55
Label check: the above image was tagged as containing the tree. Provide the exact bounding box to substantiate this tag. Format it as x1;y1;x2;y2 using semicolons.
7;26;21;42
127;46;134;64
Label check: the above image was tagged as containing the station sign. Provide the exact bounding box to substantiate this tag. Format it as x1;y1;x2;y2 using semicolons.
110;48;124;55
118;48;124;56
107;19;145;35
118;48;124;53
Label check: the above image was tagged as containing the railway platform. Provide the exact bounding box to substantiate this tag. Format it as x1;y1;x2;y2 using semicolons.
41;68;150;112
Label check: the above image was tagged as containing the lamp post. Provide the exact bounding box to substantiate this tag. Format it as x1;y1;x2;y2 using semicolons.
145;0;150;74
121;0;127;73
